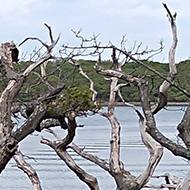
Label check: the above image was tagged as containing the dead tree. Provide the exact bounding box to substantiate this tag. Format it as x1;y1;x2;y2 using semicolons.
1;3;190;190
0;23;60;173
53;3;190;190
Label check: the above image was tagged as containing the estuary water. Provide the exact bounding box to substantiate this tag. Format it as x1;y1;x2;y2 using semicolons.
0;106;189;190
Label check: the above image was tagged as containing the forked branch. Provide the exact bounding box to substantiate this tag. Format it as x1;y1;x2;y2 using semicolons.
41;129;100;190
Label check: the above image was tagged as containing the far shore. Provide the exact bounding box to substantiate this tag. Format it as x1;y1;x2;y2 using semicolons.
102;102;189;106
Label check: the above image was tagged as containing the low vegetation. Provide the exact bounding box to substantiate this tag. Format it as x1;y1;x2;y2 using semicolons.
7;59;190;103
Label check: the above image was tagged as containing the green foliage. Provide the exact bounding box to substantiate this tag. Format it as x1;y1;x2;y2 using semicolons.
1;59;190;103
47;75;60;86
45;87;101;116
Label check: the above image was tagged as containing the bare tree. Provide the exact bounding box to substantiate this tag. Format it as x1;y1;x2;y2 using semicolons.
55;3;189;189
0;23;60;172
1;3;190;190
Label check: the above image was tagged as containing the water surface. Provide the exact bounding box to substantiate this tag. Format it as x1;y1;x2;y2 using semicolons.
0;106;189;189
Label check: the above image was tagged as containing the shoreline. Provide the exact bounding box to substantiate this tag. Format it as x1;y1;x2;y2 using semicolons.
102;102;189;106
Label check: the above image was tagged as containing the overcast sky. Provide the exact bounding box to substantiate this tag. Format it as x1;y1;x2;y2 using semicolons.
1;0;190;62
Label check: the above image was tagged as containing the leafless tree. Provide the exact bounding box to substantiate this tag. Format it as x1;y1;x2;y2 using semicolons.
0;23;61;173
1;3;190;190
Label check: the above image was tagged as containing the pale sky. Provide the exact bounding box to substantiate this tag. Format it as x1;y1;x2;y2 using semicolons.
0;0;190;62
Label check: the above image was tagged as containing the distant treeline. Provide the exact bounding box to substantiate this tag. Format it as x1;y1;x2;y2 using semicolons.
1;59;190;102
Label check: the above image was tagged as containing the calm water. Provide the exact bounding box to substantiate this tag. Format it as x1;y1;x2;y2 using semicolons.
0;106;189;189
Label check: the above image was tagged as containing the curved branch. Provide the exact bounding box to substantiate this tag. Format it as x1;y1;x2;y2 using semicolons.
135;110;163;187
69;59;98;102
41;133;100;190
19;37;49;49
117;90;163;188
56;117;77;150
177;104;190;148
56;150;100;190
139;80;190;160
69;142;110;172
13;149;42;190
153;3;178;114
13;103;46;142
44;23;54;44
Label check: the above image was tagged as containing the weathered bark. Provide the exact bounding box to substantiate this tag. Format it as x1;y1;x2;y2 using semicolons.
41;118;100;190
177;104;190;148
0;43;25;171
118;88;164;189
153;3;178;114
95;63;140;85
56;149;100;190
40;61;47;78
94;56;164;189
95;59;140;189
150;173;180;189
13;149;42;190
138;5;190;165
176;170;190;190
108;77;121;175
139;80;190;159
136;110;163;188
69;59;98;102
0;24;60;173
69;142;110;171
13;103;46;142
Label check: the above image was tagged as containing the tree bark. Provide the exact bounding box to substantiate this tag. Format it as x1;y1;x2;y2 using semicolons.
177;104;190;148
176;170;190;190
41;119;100;190
0;24;60;173
0;66;24;172
153;3;178;114
136;110;163;188
13;149;42;190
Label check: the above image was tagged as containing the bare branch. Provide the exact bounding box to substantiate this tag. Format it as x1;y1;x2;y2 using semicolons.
69;59;98;102
32;71;54;91
19;23;60;55
152;173;181;185
46;128;61;140
177;170;190;190
23;55;52;77
139;80;190;160
41;117;77;150
162;3;176;25
177;104;190;148
57;150;100;190
13;149;42;190
136;112;163;187
69;142;110;172
104;77;122;176
19;37;49;49
153;3;178;114
144;183;177;189
13;103;46;142
44;23;54;44
41;134;100;190
117;87;163;188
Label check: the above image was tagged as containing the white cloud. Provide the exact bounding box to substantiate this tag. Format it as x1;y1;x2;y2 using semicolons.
0;0;190;61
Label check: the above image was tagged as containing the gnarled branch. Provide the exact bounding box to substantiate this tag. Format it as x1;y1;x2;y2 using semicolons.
153;3;178;114
13;149;42;190
41;129;100;190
